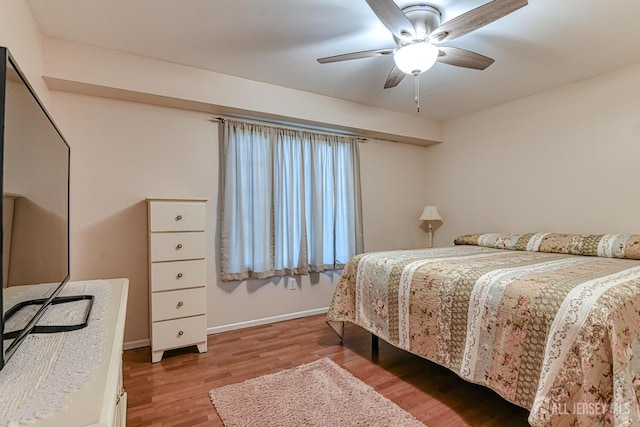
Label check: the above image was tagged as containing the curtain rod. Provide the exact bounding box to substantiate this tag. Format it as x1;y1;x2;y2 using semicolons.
209;115;369;142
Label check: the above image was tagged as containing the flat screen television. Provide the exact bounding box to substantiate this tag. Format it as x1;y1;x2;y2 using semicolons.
0;47;88;370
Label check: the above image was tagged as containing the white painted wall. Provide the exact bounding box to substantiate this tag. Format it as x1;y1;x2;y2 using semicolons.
427;63;640;247
50;91;430;343
360;139;432;251
0;0;49;105
42;38;442;146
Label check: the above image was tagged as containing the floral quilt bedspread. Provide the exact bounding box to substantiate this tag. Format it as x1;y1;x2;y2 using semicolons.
326;243;640;426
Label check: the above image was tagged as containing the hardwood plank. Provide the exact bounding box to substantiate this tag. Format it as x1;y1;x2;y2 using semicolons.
123;314;530;426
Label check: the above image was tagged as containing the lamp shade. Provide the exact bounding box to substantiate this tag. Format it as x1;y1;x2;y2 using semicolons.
419;205;442;221
393;42;439;75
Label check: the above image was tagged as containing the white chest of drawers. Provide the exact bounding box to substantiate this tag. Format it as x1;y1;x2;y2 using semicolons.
146;198;208;363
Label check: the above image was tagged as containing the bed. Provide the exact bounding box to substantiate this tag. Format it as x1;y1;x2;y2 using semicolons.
326;232;640;426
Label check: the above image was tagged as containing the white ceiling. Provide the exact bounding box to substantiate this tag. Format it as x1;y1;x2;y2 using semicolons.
26;0;640;121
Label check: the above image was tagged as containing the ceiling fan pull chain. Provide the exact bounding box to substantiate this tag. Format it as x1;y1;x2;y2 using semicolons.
414;73;420;113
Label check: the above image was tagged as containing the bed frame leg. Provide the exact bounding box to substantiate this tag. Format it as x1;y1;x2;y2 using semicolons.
371;334;379;353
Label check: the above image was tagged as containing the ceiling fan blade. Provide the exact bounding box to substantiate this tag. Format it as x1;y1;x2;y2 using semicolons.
429;0;527;44
365;0;416;40
317;48;395;64
384;65;406;89
437;47;495;70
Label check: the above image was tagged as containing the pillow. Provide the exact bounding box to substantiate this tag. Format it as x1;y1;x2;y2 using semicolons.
454;232;640;260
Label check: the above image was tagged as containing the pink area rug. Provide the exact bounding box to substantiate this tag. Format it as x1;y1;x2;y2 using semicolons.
209;358;425;426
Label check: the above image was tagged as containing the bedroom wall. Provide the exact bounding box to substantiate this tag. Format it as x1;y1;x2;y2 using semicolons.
42;38;442;146
427;63;640;247
360;139;432;252
0;0;50;106
50;90;430;345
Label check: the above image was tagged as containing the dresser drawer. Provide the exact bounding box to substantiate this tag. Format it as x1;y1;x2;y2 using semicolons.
150;231;205;262
151;259;206;292
149;201;205;232
152;287;206;321
151;315;207;351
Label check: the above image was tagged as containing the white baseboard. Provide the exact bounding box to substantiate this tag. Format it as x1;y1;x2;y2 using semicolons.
207;307;329;335
123;338;150;350
122;307;329;350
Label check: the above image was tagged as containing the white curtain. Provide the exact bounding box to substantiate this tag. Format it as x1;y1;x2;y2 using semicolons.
220;119;363;281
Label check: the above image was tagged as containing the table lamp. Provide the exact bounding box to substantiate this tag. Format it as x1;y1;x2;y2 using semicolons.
419;206;442;248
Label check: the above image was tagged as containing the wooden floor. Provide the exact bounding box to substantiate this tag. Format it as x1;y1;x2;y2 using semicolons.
123;314;530;426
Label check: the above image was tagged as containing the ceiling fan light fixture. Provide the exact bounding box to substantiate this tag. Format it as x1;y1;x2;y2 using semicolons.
393;42;439;75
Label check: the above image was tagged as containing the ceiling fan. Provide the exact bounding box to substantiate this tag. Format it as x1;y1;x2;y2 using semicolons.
317;0;528;109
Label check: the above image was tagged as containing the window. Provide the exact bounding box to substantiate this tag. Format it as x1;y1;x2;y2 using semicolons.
219;119;363;281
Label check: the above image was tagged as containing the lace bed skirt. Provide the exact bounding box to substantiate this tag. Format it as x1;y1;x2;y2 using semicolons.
0;280;112;426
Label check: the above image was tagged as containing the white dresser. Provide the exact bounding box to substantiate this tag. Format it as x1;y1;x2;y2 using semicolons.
146;198;208;363
1;278;129;427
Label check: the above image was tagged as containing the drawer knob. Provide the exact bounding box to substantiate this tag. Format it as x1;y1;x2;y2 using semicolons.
178;330;184;336
177;301;184;308
176;244;183;250
177;273;183;279
176;215;183;221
